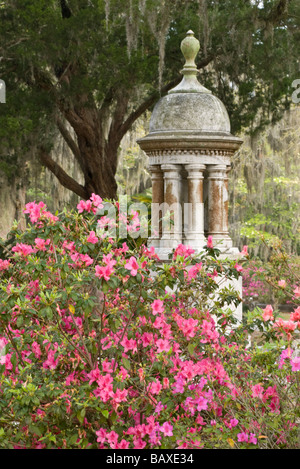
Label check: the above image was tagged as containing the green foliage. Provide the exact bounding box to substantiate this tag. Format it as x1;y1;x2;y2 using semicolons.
230;108;300;258
0;0;299;199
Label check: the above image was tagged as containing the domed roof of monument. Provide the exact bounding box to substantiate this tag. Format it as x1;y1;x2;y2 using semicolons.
149;30;231;136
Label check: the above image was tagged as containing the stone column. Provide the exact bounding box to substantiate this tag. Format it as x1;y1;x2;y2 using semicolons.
184;163;206;249
149;165;164;246
206;164;232;248
160;164;182;248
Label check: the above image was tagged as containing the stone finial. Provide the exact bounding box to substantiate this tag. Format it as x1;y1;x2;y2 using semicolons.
180;30;200;73
169;30;211;94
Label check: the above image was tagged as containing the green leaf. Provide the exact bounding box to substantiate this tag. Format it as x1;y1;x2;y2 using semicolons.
101;409;109;419
122;357;131;370
188;343;195;356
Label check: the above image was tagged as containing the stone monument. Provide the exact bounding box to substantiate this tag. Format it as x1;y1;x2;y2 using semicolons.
137;30;243;262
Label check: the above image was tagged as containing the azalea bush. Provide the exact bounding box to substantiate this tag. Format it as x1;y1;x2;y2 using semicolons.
242;242;300;310
0;195;299;449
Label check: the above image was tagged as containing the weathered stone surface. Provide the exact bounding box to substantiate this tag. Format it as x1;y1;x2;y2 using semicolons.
149;92;231;135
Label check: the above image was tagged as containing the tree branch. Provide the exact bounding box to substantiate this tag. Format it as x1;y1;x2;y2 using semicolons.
39;148;88;199
265;0;291;24
55;115;85;173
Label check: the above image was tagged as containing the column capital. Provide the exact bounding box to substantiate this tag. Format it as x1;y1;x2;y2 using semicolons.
161;164;182;180
161;163;181;172
185;163;206;179
185;163;206;171
206;164;227;179
148;165;163;181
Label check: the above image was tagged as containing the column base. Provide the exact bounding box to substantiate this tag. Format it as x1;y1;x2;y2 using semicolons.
183;235;207;251
208;234;233;249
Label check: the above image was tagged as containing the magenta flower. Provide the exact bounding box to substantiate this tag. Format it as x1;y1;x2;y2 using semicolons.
90;193;103;209
249;433;257;445
148;379;162;395
0;259;10;271
291;357;300;371
229;418;239;428
234;263;243;272
151;299;164;315
77;199;92;213
278;279;286;288
173;244;195;260
251;384;264;399
12;243;34;257
124;256;139;276
160;422;173;436
207;236;213;248
262;305;274;321
156;338;171;353
35;238;50;251
87;230;98;244
241;245;248;256
290;307;300;322
42;349;59;370
237;432;248;443
96;428;107;444
95;264;115;281
293;286;300;298
187;262;202;280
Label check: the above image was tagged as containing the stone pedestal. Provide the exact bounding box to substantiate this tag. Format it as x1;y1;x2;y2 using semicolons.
137;30;243;318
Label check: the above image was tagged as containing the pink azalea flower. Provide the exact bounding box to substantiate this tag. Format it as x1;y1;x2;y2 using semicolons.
133;438;146;449
251;384;264;399
241;245;248;256
12;243;34;257
187;263;202;280
141;332;154;347
160;422;173;437
124;256;139;276
173;244;195;260
234;263;243;272
120;336;137;354
87;231;98;244
290;307;300;322
148;379;162;395
42;349;58;370
95;264;115;281
32;341;42;359
156;338;171;353
293;286;300;298
77;200;92;213
229;418;239;428
163;377;169;389
96;428;107;444
90;193;103;209
249;433;257;445
106;430;119;446
151;299;164;315
0;259;10;271
291;357;300;371
24;201;46;223
116;439;130;449
237;432;248;443
278;279;286;288
35;237;51;251
207;236;213;248
262;305;274;321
